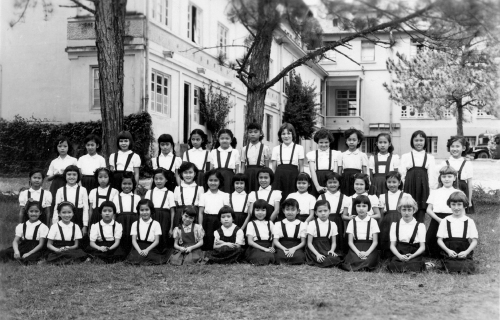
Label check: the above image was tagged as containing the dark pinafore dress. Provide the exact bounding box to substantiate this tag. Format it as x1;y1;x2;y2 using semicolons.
341;167;361;197
230;193;249;228
156;156;177;192
216;150;235;194
0;223;46;264
341;218;379;271
426;211;450;258
446;160;474;214
273;144;298;200
306;219;343;268
81;175;97;196
440;220;475;273
379;192;404;258
86;222;126;263
254;190;275;221
23;189;48;224
46;223;88;264
206;226;244;264
174;186;199;227
89;187;113;226
244;144;265;193
371;154;393;197
386;221;425;272
321;193;345;255
49;175;66;211
202;212;221;251
245;221;275;265
403;152;429;223
126;221;167;265
150;189;173;253
169;224;203;265
185;150;209;191
275;222;306;265
61;186;84;229
112;152;134;192
115;195;138;254
311;150;333;198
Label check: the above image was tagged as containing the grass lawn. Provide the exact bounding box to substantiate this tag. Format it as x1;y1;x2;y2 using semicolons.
0;195;498;320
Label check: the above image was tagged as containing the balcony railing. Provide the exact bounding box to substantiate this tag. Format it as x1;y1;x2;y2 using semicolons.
324;116;364;132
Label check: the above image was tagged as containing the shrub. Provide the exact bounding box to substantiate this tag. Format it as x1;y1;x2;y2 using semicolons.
472;185;500;206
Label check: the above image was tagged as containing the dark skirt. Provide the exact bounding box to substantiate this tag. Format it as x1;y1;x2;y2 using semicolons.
0;240;45;264
441;238;475;273
89;207;102;227
72;207;84;229
217;168;235;194
458;180;475;215
152;208;173;251
111;171;130;193
329;213;346;256
305;237;343;268
49;175;66;208
46;240;88;265
169;245;203;266
273;164;298;200
403;167;429;212
275;239;305;265
341;240;379;271
202;214;221;251
311;169;331;198
234;212;248;229
379;210;401;258
206;246;244;264
86;240;126;263
297;214;309;223
245;240;275;265
341;169;361;197
196;170;206;192
386;242;425;272
245;165;263;193
116;212;138;254
126;241;167;265
426;212;450;258
371;173;387;197
81;175;97;196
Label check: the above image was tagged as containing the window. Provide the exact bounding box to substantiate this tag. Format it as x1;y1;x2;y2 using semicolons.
193;86;204;124
150;71;170;115
188;4;202;44
401;106;425;118
361;41;375;61
91;67;100;109
443;108;452;118
365;137;377;154
218;23;228;58
283;72;289;94
465;136;476;148
152;0;169;26
336;89;357;116
426;137;438;154
477;108;488;116
266;114;273;143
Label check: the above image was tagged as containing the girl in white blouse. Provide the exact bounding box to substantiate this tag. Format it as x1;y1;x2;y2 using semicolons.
245;199;276;265
109;131;141;193
77;134;106;195
153;134;182;191
230;173;251;229
18;169;52;225
369;133;400;196
445;136;474;213
210;129;240;194
183;129;211;189
47;136;77;209
88;168;119;227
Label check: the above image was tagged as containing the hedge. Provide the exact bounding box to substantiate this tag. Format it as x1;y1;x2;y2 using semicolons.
0;112;155;177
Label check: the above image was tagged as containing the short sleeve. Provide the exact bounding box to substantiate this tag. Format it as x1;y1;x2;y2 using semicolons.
330;222;339;237
235;229;245;245
468;219;479;239
38;224;49;239
297;145;305;160
371;219;380;234
426;190;436;205
416;223;426;243
391;154;400;171
233;150;241;166
14;224;23;238
345;220;354;234
263;145;271;161
130;222;138;236
271;146;280;161
389;222;397;242
153;221;162;236
199;193;206;207
132;153;141;168
167;192;176;208
338;153;344;167
47;160;56;176
247;192;257;204
89;223;99;242
76;156;84;169
299;222;307;238
88;189;97;207
194;224;205;242
74;226;83;240
306;222;317;237
223;193;230;206
369;195;380;208
368;156;375;170
47;225;58;240
308;195;316;210
246;222;256;237
361;153;369;166
109;153;117;168
18;190;28;207
43;192;53;208
378;194;386;210
271;190;282;205
209;150;217;167
172;227;181;240
174;157;182;170
306;151;315;163
272;222;284;239
114;222;123;239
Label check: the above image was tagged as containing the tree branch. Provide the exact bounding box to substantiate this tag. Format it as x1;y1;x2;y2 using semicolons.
10;0;31;28
69;0;96;14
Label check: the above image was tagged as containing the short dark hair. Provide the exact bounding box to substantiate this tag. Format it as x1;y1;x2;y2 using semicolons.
54;135;73;155
204;169;224;190
121;171;137;192
324;172;342;185
257;167;274;185
98;201;117;215
354;173;370;191
278;122;297;143
281;198;300;211
251;199;269;220
178;161;199;182
374;133;394;154
314;199;331;211
218;205;235;221
344;129;363;148
410;130;428;149
183;205;198;218
152;168;175;189
24;201;43;216
116;131;134;150
295;172;312;192
158;134;176;156
214;129;237;149
353;195;372;211
447;191;469;208
136;199;155;216
247;122;264;141
446;136;469;156
57;201;76;213
93;167;112;187
188;129;208;149
63;165;81;183
84;134;102;152
29;169;45;181
232;173;248;186
313;128;334;144
385;171;403;190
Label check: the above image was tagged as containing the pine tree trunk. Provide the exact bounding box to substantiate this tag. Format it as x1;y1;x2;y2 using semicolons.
94;0;127;160
456;99;464;136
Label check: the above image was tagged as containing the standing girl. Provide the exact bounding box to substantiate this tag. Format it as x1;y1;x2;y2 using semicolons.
153;134;182;191
206;206;245;264
286;173;316;223
53;165;89;237
46;202;88;264
126;199;167;265
169;206;205;265
270;123;304;200
198;169;230;251
378;171;405;258
210;129;240;194
183;129;212;189
18;169;52;225
77;134;106;195
273;199;307;265
245;199;276;265
426;165;458;258
338;129;368;196
341;195;380;271
400;130;437;223
446;136;474;214
369;133;399;197
307;128;340;198
109;131;141;193
112;172;141;254
145;168;176;253
230;173;251;229
47;136;77;210
305;200;342;268
247;168;282;221
0;201;49;264
173;162;204;228
88;167;119;226
240;122;270;193
343;173;381;222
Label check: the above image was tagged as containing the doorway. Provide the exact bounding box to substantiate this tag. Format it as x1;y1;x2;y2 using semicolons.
183;83;191;143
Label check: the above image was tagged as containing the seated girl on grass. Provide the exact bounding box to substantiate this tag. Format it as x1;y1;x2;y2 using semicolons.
206;206;245;264
169;205;205;265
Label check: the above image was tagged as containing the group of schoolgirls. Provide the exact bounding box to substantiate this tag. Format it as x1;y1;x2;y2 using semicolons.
0;123;478;273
